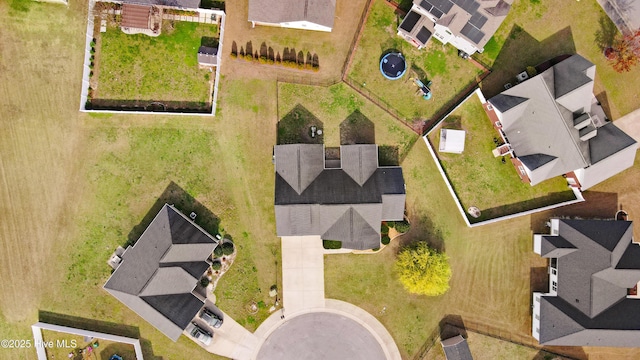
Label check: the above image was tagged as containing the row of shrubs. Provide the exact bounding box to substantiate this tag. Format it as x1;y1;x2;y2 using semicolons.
230;52;320;72
164;9;199;17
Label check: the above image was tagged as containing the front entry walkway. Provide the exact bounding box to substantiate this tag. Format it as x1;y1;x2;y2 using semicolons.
280;236;325;314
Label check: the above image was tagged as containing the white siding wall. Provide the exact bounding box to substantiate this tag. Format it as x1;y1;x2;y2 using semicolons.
279;21;332;32
534;234;542;254
579;144;638;190
532;293;542;340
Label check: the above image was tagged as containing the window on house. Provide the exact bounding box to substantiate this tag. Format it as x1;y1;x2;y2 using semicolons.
552;269;557;275
535;327;539;334
535;297;540;303
535;314;540;320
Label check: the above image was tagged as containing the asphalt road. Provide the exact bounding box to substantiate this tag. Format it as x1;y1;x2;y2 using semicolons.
256;312;386;360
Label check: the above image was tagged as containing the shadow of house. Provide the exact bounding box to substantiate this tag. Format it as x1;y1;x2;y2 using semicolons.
378;145;400;166
38;311;162;359
126;181;220;247
340;110;375;145
439;315;468;339
529;191;619;233
480;25;577;99
277;104;324;145
201;36;219;48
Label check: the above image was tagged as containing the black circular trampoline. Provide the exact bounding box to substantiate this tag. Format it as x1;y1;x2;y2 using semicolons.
380;52;407;80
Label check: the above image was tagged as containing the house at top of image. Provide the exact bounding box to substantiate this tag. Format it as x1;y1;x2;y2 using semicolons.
248;0;336;32
532;218;640;347
104;204;217;341
397;0;512;55
484;54;637;191
274;144;405;250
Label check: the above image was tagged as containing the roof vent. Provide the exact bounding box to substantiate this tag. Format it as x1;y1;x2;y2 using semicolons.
573;112;591;130
579;124;598;141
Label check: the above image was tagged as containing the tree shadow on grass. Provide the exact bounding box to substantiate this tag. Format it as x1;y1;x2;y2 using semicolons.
595;13;619;52
480;25;577;99
37;311;162;360
277;104;324;144
396;205;445;253
126;181;220;247
340;110;375;145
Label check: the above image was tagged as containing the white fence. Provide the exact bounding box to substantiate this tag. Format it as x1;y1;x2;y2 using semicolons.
79;2;225;117
31;322;144;359
422;88;585;228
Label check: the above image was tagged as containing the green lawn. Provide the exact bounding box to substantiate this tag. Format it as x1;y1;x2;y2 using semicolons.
474;0;640;119
347;0;483;121
278;82;419;162
426;94;575;223
96;20;217;106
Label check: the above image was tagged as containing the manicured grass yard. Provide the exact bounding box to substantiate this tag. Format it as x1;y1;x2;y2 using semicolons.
278;82;419;162
347;0;483;121
474;0;640;119
426;93;575;222
96;20;217;106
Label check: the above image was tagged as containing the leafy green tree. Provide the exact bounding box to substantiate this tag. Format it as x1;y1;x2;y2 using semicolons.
396;242;451;296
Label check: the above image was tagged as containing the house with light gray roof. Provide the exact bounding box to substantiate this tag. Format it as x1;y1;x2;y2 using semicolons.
485;54;637;190
532;218;640;347
397;0;512;55
104;204;217;341
274;144;406;250
248;0;336;32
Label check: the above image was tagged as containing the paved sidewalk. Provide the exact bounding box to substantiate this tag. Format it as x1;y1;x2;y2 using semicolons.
614;108;640;142
280;236;325;314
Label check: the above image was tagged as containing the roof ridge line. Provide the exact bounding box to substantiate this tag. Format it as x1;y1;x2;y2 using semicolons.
541;74;590;168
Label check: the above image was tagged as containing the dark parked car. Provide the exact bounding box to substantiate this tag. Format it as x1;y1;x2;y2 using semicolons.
200;308;223;328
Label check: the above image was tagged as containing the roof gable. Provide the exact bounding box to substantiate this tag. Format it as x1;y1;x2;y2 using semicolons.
519;154;557;171
248;0;336;28
321;207;380;250
341;145;379;186
275;144;324;195
589;122;637;164
488;93;528;113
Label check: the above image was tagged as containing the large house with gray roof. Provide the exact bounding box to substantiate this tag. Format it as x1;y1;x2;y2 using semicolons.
274;144;406;250
532;218;640;346
104;204;217;341
397;0;512;55
248;0;336;32
485;54;637;190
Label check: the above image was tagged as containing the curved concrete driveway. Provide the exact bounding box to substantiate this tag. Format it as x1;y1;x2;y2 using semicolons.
256;312;386;360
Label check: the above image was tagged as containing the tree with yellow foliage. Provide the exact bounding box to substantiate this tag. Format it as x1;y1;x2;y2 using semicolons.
396;242;451;296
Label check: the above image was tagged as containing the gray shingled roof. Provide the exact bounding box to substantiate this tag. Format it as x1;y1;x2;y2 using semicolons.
589;122;637;164
274;144;406;250
537;219;640;347
486;55;634;186
104;204;216;341
197;46;218;66
248;0;336;29
441;335;473;360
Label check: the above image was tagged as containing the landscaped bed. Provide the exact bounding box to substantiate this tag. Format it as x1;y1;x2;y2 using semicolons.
92;20;218;112
347;0;484;122
426;93;576;223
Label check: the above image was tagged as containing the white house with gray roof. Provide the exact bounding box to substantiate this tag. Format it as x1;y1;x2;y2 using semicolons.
104;204;217;341
533;218;640;347
486;54;637;190
248;0;336;32
397;0;512;54
274;144;406;250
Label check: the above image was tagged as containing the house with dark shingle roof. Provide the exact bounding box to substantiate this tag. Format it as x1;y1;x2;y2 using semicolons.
441;335;473;360
274;144;405;250
248;0;336;32
397;0;512;55
532;218;640;347
104;204;217;341
485;54;637;190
